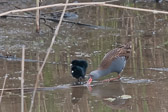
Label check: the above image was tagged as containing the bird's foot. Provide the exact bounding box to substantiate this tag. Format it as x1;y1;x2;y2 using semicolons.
73;81;85;85
73;77;85;85
102;76;120;83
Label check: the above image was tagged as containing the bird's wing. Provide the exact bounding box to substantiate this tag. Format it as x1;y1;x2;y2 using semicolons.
98;43;131;70
98;48;121;70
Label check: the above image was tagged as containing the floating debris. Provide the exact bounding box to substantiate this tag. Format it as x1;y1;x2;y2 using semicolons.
104;94;132;102
104;98;116;102
121;77;153;84
119;95;132;100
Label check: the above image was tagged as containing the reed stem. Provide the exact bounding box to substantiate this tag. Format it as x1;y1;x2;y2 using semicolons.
29;0;69;111
21;45;25;112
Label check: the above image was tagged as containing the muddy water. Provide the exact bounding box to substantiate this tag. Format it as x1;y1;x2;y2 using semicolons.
0;0;168;112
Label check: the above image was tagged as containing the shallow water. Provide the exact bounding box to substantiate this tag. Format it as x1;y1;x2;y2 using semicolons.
0;0;168;112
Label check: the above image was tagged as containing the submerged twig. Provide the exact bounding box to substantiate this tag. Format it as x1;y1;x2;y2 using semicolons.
3;15;109;29
0;2;8;4
21;46;25;112
0;74;8;103
29;0;69;112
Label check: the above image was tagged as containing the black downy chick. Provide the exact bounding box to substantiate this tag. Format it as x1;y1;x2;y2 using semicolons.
71;60;88;82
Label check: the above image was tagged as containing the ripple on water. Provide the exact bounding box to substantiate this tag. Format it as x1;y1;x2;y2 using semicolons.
148;68;168;72
120;77;153;84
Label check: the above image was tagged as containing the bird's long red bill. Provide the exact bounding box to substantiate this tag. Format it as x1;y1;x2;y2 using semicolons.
87;77;92;85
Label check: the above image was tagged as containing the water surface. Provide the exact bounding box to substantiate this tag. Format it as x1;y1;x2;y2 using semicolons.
0;0;168;112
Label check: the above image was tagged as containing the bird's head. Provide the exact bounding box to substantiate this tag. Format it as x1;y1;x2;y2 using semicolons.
87;70;100;85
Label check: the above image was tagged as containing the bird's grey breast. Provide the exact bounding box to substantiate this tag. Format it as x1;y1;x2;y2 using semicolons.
108;56;126;74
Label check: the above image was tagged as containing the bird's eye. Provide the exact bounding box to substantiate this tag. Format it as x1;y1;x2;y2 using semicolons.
71;71;74;73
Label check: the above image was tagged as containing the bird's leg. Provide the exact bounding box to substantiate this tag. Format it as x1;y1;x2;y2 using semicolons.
78;77;82;82
76;77;84;85
102;75;121;83
87;77;92;85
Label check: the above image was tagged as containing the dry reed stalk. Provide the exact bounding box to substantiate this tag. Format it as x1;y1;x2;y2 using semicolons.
29;0;69;112
102;4;168;14
0;2;105;17
48;0;118;14
21;46;25;112
1;2;168;17
36;0;40;32
45;5;91;14
37;53;43;81
0;74;8;103
42;0;118;15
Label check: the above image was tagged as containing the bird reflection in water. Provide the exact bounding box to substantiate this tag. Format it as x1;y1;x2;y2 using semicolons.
71;87;87;104
90;82;131;110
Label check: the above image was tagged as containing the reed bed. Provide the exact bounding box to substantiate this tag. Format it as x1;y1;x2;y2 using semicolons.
0;1;168;112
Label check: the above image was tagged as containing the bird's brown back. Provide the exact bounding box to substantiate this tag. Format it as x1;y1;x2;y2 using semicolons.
98;42;132;70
